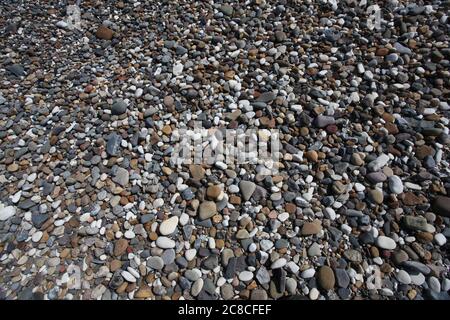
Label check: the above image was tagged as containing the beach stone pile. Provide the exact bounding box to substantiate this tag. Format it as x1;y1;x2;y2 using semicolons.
0;0;449;300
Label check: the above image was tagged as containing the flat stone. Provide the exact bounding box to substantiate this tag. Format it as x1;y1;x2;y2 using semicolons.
147;256;164;270
114;239;128;256
369;188;384;204
159;216;178;235
250;289;268;300
301;222;322;236
271;258;287;269
191;278;203;297
239;271;254;282
388;175;404;194
239;181;256;201
106;134;122;157
0;205;16;221
156;237;176;249
236;229;250;239
315;115;335;128
256;267;271;284
121;270;136;283
199;201;217;220
403;216;428;231
343;249;362;263
396;270;411;284
335;269;350;288
189;164;205;180
112;167;129;187
376;236;397;250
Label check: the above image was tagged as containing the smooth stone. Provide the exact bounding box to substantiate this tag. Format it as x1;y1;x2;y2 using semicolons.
434;233;447;246
428;276;441;292
367;154;390;172
238;271;254;282
239;181;256;201
369;188;384;204
307;242;321;257
156;237;175;249
317;266;335;290
256;267;271;284
402;261;431;275
250;289;268;300
301;268;316;279
114;239;128;256
185;249;197;261
32;231;43;242
159;216;178;235
271;258;287;269
199;201;217;220
403;216;428;231
221;284;234;300
335;269;350;288
376;236;397;250
301;222;322;235
191;278;203;297
236;229;250;239
0;206;16;221
7;64;25;77
121;271;136;283
147;256;164;270
388;175;404;194
396;270;411;284
111;100;128;115
315;115;335;128
286;278;297;294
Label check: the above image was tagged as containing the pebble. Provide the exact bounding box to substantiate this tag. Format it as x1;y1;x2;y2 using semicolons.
239;181;256;201
0;205;16;221
32;231;43;242
317;266;335;290
396;270;411;285
239;271;254;282
156;237;175;249
199;201;217;220
147;256;164;270
121;271;136;283
271;258;287;269
111;100;128;115
434;233;447;246
1;0;449;302
388;175;404;194
376;236;397;250
159;216;178;235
